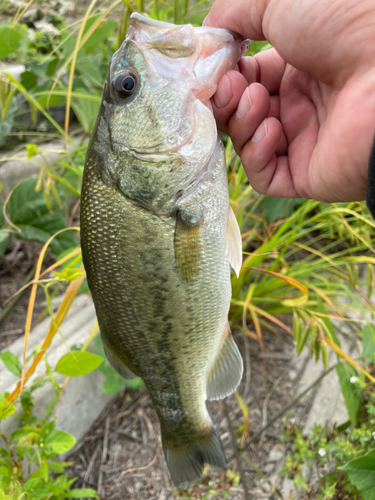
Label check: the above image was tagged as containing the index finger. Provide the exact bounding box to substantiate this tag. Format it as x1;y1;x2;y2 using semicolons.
203;0;270;41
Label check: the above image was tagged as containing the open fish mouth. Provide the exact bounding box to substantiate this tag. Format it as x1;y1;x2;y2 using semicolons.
127;12;250;104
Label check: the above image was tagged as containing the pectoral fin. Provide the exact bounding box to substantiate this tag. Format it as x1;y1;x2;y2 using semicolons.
174;211;202;281
226;206;242;277
206;323;243;401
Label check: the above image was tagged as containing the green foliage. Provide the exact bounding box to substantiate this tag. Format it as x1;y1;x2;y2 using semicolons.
1;177;76;255
281;371;375;498
0;352;22;378
0;344;101;498
340;449;375;500
261;196;305;223
55;352;103;377
0;398;98;499
363;325;375;363
174;467;241;499
0;401;16;420
0;25;24;59
336;363;360;426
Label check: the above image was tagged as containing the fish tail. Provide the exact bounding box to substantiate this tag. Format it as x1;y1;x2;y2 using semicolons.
162;425;226;489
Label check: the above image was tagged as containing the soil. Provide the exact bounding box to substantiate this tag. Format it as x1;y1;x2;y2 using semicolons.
65;330;309;500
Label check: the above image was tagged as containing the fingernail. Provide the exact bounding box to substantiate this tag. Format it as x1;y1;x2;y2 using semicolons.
236;87;252;119
252;119;268;143
213;75;232;108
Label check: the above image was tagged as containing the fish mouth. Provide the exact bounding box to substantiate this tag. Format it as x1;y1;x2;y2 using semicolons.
128;13;250;104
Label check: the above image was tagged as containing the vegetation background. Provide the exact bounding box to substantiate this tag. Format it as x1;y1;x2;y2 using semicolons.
1;0;375;499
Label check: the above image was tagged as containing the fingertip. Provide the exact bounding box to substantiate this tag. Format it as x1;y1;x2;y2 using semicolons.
251;116;282;145
211;70;248;133
241;117;283;192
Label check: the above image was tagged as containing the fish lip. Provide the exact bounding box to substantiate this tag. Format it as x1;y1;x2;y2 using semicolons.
129;12;248;45
130;12;177;29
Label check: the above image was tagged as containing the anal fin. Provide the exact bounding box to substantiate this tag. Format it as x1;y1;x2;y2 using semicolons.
226;205;242;277
206;323;243;401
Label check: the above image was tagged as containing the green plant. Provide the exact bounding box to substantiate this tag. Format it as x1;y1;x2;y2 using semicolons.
2;1;375;498
0;176;77;258
280;352;375;499
0;346;102;499
174;466;241;499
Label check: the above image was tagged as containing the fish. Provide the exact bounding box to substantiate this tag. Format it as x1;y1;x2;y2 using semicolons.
80;13;249;488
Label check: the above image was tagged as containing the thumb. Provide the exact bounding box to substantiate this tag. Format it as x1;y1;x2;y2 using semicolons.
203;0;269;41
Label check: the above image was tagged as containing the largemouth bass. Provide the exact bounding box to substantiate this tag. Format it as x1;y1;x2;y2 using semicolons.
81;13;249;488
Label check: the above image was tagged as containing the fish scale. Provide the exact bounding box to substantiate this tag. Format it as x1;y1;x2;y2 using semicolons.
81;13;249;488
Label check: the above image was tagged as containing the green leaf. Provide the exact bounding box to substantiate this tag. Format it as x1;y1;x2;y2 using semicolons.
71;96;100;133
44;430;76;455
80;17;117;53
56;247;82;269
47;461;72;473
0;465;9;477
339;449;375;499
245;40;272;57
23;477;41;492
0;351;22;377
55;352;103;377
26;144;38;159
54;269;84;282
363;324;375;362
65;488;99;498
316;299;340;345
7;177;77;255
336;363;360;425
0;401;16;420
0;26;22;58
0;231;9;258
102;377;123;395
0;199;9;257
261;197;305;222
124;378;143;390
20;70;37;90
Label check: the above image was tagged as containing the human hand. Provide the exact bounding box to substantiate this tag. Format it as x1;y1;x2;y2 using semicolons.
204;0;375;202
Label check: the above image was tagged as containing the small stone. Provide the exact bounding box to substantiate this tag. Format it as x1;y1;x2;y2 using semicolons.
34;20;61;36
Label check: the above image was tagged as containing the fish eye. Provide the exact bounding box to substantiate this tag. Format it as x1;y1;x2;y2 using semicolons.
113;72;138;98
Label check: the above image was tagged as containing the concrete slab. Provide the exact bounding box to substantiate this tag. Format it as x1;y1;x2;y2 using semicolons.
0;294;113;443
0;63;25;81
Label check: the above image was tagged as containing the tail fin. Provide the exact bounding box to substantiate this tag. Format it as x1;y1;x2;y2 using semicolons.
162;426;226;489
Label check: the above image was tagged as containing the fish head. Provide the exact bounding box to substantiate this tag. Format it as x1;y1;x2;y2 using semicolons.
101;14;249;156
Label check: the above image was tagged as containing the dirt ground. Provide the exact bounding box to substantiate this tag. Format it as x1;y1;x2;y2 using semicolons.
65;329;308;500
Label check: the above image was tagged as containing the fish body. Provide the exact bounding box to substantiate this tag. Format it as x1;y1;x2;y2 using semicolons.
80;13;249;488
